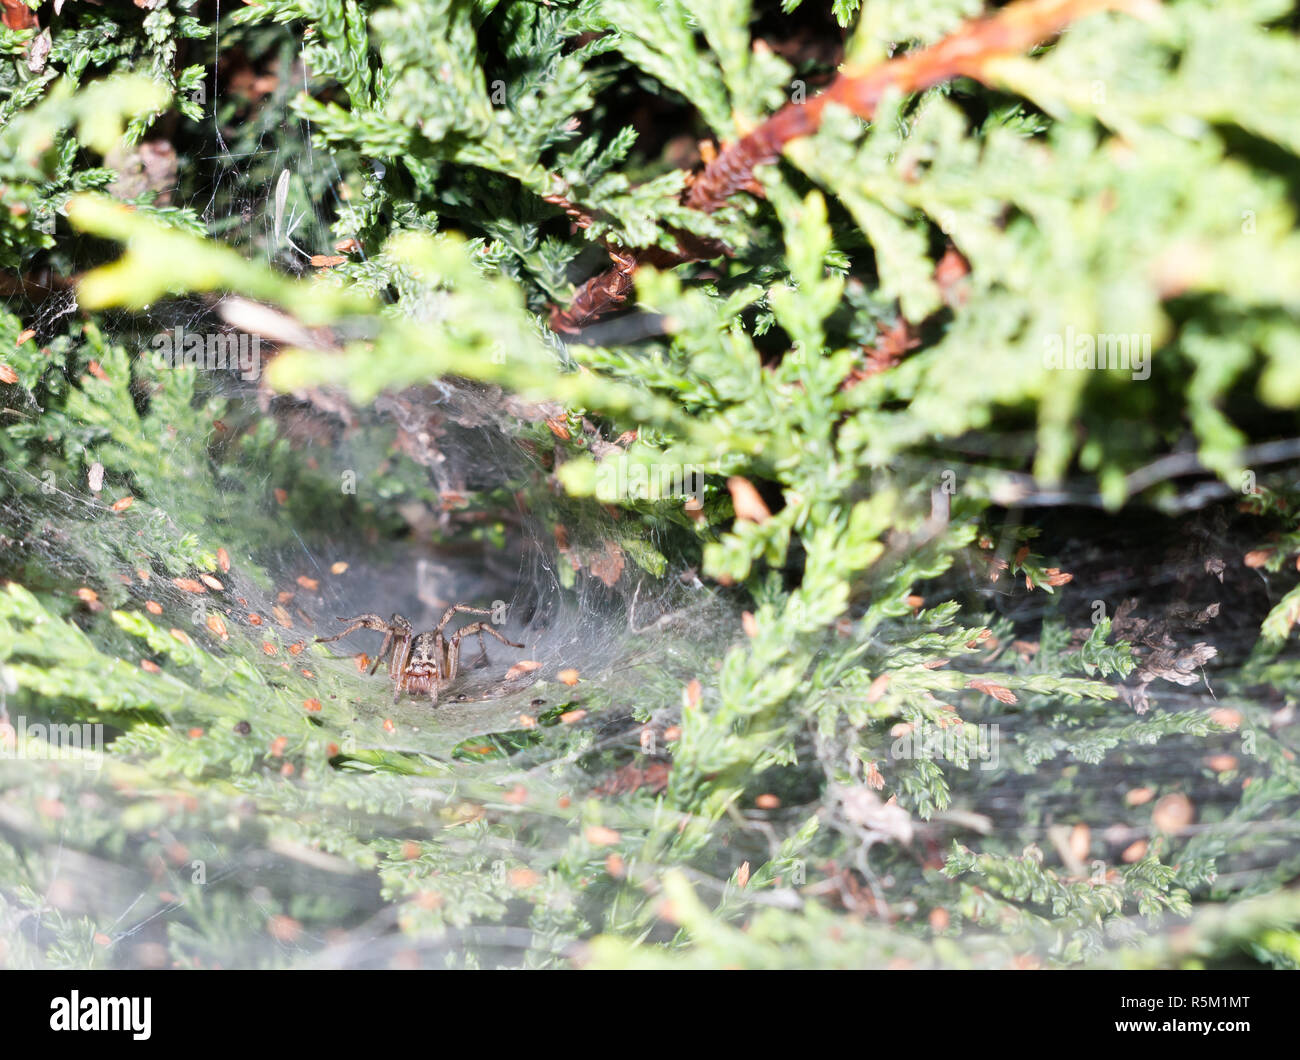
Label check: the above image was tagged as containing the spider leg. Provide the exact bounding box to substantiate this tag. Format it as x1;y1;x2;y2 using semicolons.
448;622;523;684
433;604;494;636
446;630;461;685
466;623;525;650
388;629;413;695
368;629;393;675
315;613;391;645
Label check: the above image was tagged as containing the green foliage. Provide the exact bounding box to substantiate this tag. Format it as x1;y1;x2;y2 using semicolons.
2;0;1300;968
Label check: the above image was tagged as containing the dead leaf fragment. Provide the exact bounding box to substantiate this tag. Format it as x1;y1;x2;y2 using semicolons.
1152;793;1195;833
727;476;771;523
1121;840;1148;863
266;915;301;943
505;660;542;680
584;826;620;846
966;678;1018;704
587;540;625;587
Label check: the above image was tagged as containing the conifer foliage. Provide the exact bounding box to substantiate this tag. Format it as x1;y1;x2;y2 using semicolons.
1;0;1299;968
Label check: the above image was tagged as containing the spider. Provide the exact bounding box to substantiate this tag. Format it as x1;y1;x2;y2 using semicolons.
316;605;524;705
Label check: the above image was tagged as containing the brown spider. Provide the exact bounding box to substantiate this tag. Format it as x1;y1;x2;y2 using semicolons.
316;605;524;704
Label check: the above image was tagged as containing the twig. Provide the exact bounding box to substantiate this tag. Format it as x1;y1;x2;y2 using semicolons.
550;0;1144;332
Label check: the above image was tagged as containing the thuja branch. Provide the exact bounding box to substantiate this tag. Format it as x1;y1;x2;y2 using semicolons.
550;0;1146;333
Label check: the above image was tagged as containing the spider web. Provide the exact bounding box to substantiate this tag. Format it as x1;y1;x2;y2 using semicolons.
0;14;745;970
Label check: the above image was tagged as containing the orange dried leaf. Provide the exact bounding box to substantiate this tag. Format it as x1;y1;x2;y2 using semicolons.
966;678;1018;704
726;476;771;523
172;577;206;594
111;496;134;512
584;825;620;846
557;668;580;686
266;915;301;942
217;547;231;572
1152;793;1195;833
1121;839;1148;863
505;660;542;680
